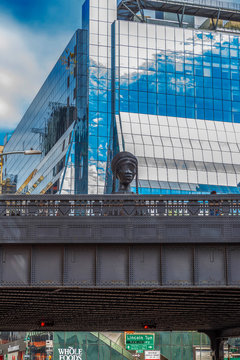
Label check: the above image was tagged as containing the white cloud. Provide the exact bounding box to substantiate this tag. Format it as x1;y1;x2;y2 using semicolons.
0;98;9;117
0;14;73;131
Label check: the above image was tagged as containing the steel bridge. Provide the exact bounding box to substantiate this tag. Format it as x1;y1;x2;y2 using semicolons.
1;194;240;359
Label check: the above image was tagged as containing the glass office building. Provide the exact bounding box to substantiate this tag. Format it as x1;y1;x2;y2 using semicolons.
4;0;240;194
3;30;85;194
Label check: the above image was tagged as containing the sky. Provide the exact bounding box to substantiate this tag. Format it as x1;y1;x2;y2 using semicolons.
0;0;83;145
1;0;240;147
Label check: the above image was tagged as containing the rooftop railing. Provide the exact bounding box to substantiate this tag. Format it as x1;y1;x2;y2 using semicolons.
0;194;239;217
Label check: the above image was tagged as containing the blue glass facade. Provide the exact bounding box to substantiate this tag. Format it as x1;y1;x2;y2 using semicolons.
3;0;240;195
114;25;240;122
83;0;117;194
106;20;240;194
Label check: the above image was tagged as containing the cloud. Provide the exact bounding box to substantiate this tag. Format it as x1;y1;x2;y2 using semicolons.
0;14;74;131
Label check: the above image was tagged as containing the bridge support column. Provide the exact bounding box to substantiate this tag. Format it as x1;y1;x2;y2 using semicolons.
203;331;224;360
211;337;224;360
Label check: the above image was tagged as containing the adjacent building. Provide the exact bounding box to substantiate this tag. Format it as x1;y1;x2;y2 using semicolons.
52;331;211;360
4;0;240;194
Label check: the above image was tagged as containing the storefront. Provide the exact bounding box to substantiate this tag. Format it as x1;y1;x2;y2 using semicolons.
53;332;132;360
1;340;26;360
53;332;211;360
8;344;21;360
0;332;212;360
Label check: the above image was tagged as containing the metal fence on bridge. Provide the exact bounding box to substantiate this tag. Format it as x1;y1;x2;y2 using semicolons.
0;194;240;217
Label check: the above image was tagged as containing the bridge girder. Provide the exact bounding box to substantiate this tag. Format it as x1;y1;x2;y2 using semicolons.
0;194;240;338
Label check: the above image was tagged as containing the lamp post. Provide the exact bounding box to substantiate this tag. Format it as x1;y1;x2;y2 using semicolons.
0;149;42;194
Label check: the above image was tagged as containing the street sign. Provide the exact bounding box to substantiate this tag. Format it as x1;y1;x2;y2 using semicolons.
145;351;160;360
125;334;154;351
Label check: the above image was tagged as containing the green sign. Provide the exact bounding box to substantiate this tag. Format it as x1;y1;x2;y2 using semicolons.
125;334;154;351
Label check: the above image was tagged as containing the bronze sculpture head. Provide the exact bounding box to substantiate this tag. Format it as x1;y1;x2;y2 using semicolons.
111;151;138;194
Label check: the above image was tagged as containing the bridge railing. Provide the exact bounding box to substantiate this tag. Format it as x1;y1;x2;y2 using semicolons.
0;194;239;217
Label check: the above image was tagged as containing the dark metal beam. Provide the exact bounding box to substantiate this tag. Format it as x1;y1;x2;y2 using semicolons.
177;5;185;28
1;288;240;331
211;9;221;30
137;0;145;21
122;1;143;21
0;214;239;244
0;243;240;287
219;328;240;338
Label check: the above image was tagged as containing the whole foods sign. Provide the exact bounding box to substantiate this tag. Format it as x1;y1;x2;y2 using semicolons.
58;347;83;360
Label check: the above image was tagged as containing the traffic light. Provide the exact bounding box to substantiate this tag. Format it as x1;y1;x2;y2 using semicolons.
39;320;54;328
142;322;157;329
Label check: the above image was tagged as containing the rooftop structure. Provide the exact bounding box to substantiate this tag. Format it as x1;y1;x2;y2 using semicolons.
117;0;240;21
3;0;240;195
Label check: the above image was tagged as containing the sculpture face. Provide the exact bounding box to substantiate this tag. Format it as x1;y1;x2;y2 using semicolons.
116;161;136;186
111;151;138;194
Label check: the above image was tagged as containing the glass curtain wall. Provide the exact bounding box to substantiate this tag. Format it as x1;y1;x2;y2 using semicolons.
3;32;81;194
108;20;240;194
82;0;117;194
114;22;240;123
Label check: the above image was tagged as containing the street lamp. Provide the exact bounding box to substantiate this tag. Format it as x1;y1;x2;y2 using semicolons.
0;148;42;193
2;149;42;156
